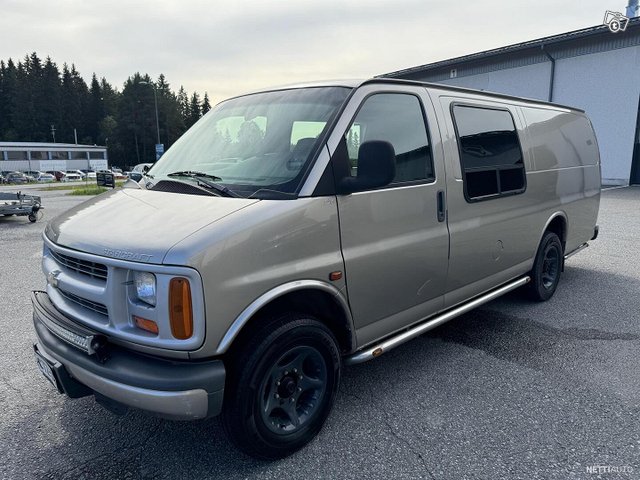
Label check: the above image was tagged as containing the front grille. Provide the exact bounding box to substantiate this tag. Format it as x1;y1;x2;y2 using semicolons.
50;249;108;280
58;288;109;317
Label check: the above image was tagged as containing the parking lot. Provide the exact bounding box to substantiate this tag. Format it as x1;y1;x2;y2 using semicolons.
0;186;638;480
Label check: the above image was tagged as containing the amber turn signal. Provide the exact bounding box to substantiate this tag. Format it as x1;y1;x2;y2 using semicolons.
133;315;159;334
169;277;193;340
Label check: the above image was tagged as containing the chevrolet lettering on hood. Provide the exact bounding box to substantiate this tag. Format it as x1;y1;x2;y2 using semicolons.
103;248;153;262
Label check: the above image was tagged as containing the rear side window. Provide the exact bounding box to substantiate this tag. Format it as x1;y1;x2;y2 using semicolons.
452;105;525;201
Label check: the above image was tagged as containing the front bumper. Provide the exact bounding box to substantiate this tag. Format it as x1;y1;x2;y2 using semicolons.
31;291;225;420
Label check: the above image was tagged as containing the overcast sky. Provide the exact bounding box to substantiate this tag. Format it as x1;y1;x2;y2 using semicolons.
0;0;626;104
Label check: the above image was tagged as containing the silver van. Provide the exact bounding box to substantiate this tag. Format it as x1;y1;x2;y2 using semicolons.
32;79;600;459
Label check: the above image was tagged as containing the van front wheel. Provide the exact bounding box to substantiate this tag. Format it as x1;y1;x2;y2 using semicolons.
222;314;341;459
528;231;563;301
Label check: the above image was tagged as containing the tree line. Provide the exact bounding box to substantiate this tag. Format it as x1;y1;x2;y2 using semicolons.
0;52;211;168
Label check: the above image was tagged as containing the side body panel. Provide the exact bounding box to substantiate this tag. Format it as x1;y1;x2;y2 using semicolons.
520;106;601;253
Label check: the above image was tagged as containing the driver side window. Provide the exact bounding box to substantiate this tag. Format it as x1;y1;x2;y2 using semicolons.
345;93;434;183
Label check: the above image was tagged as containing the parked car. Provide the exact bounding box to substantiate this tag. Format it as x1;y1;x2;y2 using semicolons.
32;79;601;460
23;171;42;182
46;171;65;182
66;169;87;180
36;173;56;183
110;168;127;180
4;171;28;184
128;163;153;182
80;169;97;180
61;172;82;182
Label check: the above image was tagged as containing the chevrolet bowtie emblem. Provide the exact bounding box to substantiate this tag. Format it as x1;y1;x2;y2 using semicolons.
47;270;61;288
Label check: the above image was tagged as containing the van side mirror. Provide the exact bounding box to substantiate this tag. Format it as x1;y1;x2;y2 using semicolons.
338;140;395;194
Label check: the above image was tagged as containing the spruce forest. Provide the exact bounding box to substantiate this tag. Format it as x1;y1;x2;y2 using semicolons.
0;53;212;168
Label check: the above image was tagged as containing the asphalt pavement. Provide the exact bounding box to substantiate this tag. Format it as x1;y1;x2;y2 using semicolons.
0;186;638;480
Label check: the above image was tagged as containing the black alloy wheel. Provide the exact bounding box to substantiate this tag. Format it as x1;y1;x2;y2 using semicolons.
222;314;341;459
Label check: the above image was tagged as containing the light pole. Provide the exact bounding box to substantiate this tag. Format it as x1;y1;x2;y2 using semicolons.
139;81;161;146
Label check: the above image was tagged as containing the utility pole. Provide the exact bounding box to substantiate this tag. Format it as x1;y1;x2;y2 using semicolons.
139;80;163;160
74;128;78;145
50;125;56;143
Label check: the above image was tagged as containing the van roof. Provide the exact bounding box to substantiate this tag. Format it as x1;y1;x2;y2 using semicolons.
249;78;584;114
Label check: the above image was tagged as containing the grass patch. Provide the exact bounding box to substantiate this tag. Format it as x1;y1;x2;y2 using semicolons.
40;180;125;194
68;186;111;196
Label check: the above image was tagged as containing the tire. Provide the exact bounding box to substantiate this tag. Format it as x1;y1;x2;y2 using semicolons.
528;231;563;301
222;313;341;459
28;213;37;223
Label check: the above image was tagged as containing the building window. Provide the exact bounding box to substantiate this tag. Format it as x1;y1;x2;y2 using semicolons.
30;151;47;160
6;151;28;160
345;93;434;184
71;151;88;159
452;105;526;201
89;151;105;160
50;151;68;160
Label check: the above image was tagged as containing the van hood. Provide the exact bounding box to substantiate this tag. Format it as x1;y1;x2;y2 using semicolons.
45;188;259;264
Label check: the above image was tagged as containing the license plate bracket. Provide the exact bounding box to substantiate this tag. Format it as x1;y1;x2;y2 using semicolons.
34;347;63;394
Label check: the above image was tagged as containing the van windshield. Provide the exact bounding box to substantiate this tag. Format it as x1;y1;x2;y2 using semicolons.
148;87;351;198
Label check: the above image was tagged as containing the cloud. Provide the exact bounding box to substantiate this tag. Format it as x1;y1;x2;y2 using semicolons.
0;0;614;104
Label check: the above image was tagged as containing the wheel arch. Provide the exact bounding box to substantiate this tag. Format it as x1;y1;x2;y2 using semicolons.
540;212;568;251
215;280;355;356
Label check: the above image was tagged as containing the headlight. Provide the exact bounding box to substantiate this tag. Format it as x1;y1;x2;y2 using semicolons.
133;271;156;306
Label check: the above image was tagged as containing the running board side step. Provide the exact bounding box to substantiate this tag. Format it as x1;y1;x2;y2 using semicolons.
344;276;531;366
563;242;588;261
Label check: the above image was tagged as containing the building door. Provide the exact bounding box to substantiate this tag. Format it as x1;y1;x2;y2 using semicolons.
630;95;640;185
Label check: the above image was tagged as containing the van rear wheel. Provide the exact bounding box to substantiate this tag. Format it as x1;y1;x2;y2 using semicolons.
222;313;341;459
528;231;563;301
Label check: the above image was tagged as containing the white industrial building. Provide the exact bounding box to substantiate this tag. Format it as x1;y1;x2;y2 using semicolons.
385;8;640;185
0;142;108;173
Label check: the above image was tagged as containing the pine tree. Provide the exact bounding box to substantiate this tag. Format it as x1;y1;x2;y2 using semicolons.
86;73;104;144
0;59;18;140
41;57;62;143
177;86;189;125
201;92;211;115
187;92;201;128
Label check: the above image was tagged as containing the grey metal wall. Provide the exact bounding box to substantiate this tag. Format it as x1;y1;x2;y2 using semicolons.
413;47;640;185
553;47;640;184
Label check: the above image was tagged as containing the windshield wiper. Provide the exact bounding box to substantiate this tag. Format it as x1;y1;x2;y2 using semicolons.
166;171;239;197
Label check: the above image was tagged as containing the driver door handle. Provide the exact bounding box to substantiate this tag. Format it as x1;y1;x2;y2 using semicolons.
437;190;446;223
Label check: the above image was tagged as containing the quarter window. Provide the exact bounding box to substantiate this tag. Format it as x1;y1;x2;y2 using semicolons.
452;105;525;201
345;93;434;183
